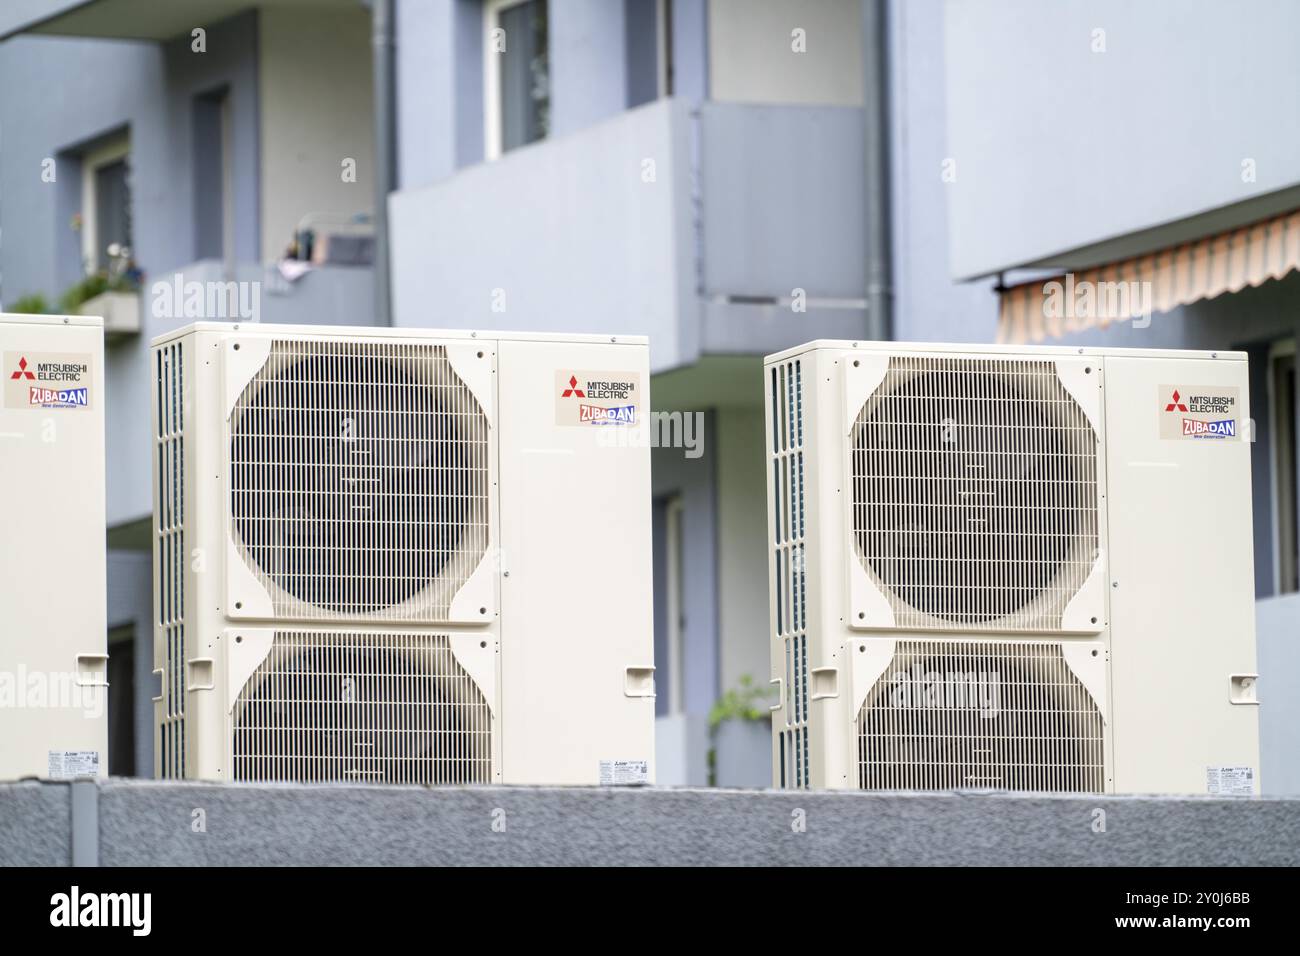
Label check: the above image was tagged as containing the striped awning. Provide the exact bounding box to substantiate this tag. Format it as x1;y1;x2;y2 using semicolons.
997;208;1300;344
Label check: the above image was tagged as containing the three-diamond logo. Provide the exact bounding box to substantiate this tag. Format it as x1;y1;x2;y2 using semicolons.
1164;389;1188;412
10;356;35;380
561;375;585;398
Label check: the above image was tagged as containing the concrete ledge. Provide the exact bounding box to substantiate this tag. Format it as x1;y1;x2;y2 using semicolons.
0;780;1286;866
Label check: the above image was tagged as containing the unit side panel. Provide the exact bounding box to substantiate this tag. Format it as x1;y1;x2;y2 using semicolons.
0;321;106;780
1103;356;1259;794
496;340;655;785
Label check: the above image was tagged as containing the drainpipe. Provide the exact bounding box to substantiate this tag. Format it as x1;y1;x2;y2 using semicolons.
372;0;397;326
862;0;893;341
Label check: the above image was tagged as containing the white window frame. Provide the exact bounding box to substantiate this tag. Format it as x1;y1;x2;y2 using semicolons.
1268;337;1298;594
80;135;131;275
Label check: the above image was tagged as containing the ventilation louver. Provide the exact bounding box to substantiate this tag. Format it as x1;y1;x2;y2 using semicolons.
229;340;490;622
851;356;1099;631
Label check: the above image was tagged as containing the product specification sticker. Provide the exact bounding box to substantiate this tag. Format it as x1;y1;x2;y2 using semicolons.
599;759;650;786
555;369;641;427
1158;384;1239;440
48;750;100;780
4;351;93;410
1206;765;1255;796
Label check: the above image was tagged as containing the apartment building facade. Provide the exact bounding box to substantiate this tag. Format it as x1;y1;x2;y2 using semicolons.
5;0;1289;792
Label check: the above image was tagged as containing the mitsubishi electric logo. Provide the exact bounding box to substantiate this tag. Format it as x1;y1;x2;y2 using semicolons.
1159;383;1240;441
50;886;152;936
4;350;93;410
555;369;642;428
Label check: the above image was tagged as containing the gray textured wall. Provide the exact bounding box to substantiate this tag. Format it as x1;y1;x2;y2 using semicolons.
3;779;1298;866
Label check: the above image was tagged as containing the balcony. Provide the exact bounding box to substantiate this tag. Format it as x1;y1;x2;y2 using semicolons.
389;98;869;373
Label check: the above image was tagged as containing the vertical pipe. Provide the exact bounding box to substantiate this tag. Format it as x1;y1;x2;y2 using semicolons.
373;0;398;326
863;0;893;341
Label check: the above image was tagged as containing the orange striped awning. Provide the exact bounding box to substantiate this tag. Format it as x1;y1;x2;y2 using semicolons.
997;208;1300;344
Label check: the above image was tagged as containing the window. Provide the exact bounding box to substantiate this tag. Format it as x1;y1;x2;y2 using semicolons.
627;0;674;108
1271;340;1298;593
484;0;550;158
194;87;234;267
80;135;132;274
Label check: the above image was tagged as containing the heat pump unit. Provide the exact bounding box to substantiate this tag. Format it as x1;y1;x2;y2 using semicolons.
1;313;107;781
152;323;654;785
765;341;1260;795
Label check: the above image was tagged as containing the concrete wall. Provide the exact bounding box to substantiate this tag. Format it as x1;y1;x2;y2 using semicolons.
396;0;483;189
888;0;999;342
390;97;871;372
708;0;863;106
260;5;373;262
716;405;768;694
943;0;1300;278
389;98;698;371
4;779;1299;866
1255;593;1300;796
700;102;865;301
549;0;630;135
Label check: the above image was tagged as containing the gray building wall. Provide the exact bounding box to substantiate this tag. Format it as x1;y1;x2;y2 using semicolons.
888;0;998;342
943;0;1300;278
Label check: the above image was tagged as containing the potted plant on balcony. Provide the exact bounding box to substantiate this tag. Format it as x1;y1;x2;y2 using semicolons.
61;243;143;339
709;674;774;788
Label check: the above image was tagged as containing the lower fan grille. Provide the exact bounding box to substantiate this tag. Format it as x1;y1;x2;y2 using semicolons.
857;640;1104;793
232;631;492;785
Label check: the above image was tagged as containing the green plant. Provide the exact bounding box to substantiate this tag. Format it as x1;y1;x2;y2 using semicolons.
58;271;137;313
6;293;53;314
708;674;774;730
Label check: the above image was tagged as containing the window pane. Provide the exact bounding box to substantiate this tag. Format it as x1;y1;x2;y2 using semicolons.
94;159;132;271
500;0;549;151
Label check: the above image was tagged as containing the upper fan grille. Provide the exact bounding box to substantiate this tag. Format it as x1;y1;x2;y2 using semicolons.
230;339;490;621
857;640;1105;793
231;630;492;785
851;356;1099;631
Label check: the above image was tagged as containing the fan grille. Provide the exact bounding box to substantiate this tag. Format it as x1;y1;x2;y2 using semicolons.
231;631;492;785
230;340;490;621
851;356;1099;630
857;640;1105;793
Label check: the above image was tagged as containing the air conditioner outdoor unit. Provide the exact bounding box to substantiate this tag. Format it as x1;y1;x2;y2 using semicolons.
152;323;654;786
0;313;107;781
765;341;1260;795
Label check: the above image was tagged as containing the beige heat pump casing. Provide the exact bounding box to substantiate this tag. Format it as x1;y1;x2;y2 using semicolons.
0;313;108;781
152;323;654;786
765;340;1260;795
